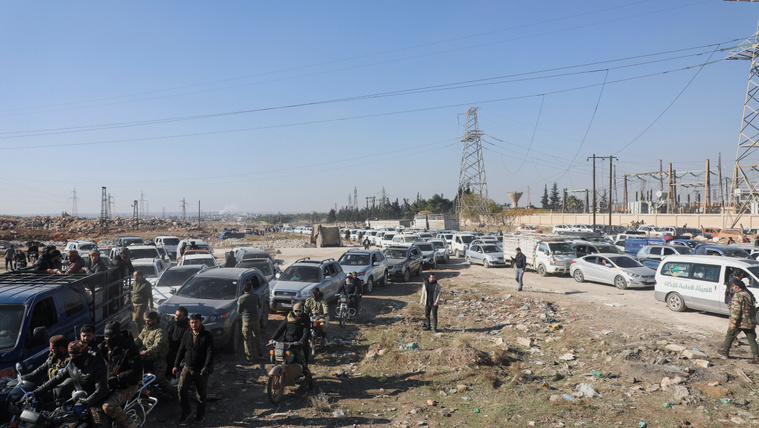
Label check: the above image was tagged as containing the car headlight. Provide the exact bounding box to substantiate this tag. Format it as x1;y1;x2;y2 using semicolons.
204;312;230;323
627;272;640;278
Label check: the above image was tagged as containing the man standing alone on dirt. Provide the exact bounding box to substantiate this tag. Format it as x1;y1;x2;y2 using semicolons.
514;247;526;291
718;271;759;363
421;273;442;332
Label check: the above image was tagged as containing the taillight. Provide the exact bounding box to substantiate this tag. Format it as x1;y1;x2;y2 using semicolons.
570;260;576;264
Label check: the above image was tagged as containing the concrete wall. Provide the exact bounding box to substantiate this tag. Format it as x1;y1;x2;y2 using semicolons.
511;213;759;229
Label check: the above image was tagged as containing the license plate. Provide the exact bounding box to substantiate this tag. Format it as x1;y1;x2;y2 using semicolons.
281;302;293;307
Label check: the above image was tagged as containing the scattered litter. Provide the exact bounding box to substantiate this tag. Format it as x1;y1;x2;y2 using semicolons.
638;422;647;428
473;408;480;413
603;303;625;307
576;383;602;398
562;394;577;403
399;342;419;351
720;398;731;404
590;370;603;377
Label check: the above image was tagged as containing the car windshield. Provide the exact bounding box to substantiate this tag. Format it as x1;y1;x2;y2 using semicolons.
402;236;421;243
549;243;575;255
338;254;370;266
138;265;157;278
431;241;445;249
726;249;750;258
122;238;143;245
157;268;199;288
415;244;434;251
609;256;643;268
596;245;622;254
383;234;395;241
178;277;239;300
129;248;158;259
0;304;24;352
162;238;180;246
78;243;97;252
236;259;273;275
460;235;476;244
184;257;215;267
481;245;500;253
279;266;321;282
384;249;407;259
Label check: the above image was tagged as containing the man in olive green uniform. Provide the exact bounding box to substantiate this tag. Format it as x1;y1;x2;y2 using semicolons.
719;271;759;363
137;311;173;396
131;270;153;332
237;282;264;362
304;287;329;341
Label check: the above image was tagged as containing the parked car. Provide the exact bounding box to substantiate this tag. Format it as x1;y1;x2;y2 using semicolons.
379;233;397;249
571;241;623;257
337;249;388;293
153;265;205;305
269;258;346;312
384;245;423;282
157;267;270;352
154;235;181;260
428;239;450;264
571;224;594;233
235;256;279;283
114;236;144;247
693;245;750;258
412;241;438;269
178;252;218;267
570;254;656;289
62;240;98;258
450;233;477;257
111;245;169;271
636;244;693;269
177;239;214;259
465;243;507;268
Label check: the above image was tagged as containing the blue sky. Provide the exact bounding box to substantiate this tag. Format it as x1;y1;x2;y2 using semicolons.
0;1;756;216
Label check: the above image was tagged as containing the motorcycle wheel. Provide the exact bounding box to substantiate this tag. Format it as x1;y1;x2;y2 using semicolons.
267;370;286;404
339;311;346;328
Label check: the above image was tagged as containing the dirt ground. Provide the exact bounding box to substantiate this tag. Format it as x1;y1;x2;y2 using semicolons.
127;237;759;428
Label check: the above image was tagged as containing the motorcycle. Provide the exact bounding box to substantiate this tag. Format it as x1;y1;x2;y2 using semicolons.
266;342;308;404
335;294;357;328
308;316;326;361
6;372;157;428
0;363;37;424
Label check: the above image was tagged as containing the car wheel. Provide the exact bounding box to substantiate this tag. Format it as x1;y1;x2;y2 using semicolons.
456;250;463;258
614;275;628;290
224;320;242;353
573;270;584;283
466;256;472;265
484;259;491;268
365;277;373;294
417;264;423;277
537;264;547;277
666;292;686;312
382;270;388;286
403;269;410;282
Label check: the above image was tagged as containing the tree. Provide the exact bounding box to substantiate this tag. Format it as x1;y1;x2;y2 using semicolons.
326;209;336;223
541;185;549;209
564;195;584;213
550;182;561;211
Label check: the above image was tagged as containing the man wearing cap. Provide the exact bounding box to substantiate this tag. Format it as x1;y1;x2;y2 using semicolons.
718;271;759;363
173;313;214;423
238;282;264;362
33;341;109;425
23;335;72;407
304;288;329;342
97;321;142;428
269;303;313;390
137;311;173;396
514;247;527;291
130;270;153;332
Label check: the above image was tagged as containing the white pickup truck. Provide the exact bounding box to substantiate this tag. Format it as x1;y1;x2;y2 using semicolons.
502;234;576;276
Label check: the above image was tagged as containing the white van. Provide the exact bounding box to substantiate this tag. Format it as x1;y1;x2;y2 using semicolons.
654;255;759;314
450;233;477;257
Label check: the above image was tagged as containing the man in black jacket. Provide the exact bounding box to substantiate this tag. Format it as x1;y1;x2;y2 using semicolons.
23;335;72;407
173;313;214;423
33;341;109;424
165;306;189;378
514;247;527;291
97;321;142;428
269;302;313;389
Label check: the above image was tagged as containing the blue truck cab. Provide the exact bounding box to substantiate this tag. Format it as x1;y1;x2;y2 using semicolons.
0;269;132;378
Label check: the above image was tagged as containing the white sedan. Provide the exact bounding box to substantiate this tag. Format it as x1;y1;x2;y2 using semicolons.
570;254;655;290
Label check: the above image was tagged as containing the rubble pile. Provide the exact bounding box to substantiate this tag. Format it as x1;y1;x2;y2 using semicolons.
0;215;195;242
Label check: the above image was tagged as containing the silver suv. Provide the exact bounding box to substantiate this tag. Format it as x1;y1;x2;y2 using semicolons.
337;249;388;293
269;258;346;312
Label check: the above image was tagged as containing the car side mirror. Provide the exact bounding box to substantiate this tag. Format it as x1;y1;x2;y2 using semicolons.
275;273;281;279
31;326;47;348
170;288;177;294
325;275;332;281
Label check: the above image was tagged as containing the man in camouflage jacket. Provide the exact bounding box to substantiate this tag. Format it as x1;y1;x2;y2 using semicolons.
719;271;759;363
138;311;173;395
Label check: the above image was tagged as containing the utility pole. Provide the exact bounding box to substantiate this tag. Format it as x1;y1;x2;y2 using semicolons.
587;155;617;231
354;187;358;210
180;198;187;221
107;194;114;218
139;191;146;217
132;200;139;230
198;201;201;227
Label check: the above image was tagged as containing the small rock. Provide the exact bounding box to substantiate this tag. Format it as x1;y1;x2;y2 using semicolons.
665;344;686;352
692;359;709;368
377;348;387;356
682;349;708;359
672;385;689;400
456;384;468;393
333;410;346;418
559;353;575;361
517;337;532;347
426;399;436;406
516;324;528;331
697;384;729;398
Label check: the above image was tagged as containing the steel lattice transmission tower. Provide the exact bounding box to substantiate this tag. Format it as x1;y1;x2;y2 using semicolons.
457;107;489;216
728;5;759;226
100;187;108;234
